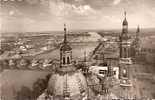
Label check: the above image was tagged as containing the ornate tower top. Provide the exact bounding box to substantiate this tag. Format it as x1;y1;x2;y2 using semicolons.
64;24;67;43
121;11;128;39
60;24;72;51
122;11;128;26
136;25;140;39
136;25;140;33
60;24;72;68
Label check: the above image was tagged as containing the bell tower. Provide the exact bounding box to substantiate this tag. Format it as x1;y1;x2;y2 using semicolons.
119;11;132;88
120;11;131;59
122;11;128;34
60;24;72;67
135;25;141;55
122;11;128;35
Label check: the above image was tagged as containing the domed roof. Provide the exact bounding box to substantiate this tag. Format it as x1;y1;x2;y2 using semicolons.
122;18;128;25
60;43;72;51
47;70;88;99
122;11;128;26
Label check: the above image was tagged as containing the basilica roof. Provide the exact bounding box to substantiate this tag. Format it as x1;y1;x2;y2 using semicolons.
47;70;88;99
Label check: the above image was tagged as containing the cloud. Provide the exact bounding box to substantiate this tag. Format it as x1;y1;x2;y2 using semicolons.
103;15;121;23
1;0;155;32
49;1;96;19
113;0;121;5
71;5;96;16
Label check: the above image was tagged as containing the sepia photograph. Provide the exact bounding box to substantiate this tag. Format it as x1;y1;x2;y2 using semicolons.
0;0;155;99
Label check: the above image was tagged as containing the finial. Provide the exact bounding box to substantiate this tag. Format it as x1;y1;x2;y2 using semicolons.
124;11;126;18
64;23;67;43
64;23;66;31
122;11;128;26
64;23;66;27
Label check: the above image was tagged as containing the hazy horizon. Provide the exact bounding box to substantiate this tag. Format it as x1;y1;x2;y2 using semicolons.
1;27;155;34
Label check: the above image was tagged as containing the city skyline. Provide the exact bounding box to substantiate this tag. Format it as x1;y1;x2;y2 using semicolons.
1;0;155;32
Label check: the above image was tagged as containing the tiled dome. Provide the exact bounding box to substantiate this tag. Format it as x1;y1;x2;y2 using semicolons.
47;70;88;99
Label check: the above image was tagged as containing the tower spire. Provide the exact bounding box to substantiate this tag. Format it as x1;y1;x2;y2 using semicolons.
136;25;140;33
64;23;67;43
60;0;72;67
124;11;126;19
122;11;128;26
60;23;72;67
136;25;140;40
122;11;128;34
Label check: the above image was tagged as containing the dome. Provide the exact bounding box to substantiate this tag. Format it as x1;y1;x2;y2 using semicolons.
47;70;88;99
122;18;128;25
60;43;72;51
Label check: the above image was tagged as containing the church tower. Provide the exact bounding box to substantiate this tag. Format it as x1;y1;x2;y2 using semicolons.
120;11;130;58
119;12;132;87
60;24;72;67
136;25;140;37
135;25;141;54
47;24;89;99
120;11;131;60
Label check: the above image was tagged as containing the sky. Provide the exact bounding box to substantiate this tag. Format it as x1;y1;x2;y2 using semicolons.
0;0;155;32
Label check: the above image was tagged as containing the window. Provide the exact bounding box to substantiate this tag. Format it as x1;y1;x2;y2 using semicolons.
122;48;124;57
67;56;70;64
122;69;127;77
63;57;65;64
124;48;127;58
113;71;116;75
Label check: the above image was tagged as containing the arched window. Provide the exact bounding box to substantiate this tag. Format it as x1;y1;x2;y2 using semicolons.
121;48;124;58
67;56;70;64
128;48;130;57
95;55;98;60
63;57;65;64
125;48;127;57
122;69;127;77
124;48;127;58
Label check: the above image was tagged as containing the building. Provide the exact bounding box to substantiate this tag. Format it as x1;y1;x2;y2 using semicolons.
37;24;91;100
119;12;133;99
131;25;141;57
135;26;141;53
